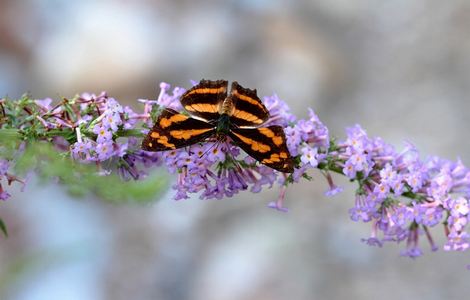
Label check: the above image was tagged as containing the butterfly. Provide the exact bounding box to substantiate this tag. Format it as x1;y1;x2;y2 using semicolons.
141;79;294;173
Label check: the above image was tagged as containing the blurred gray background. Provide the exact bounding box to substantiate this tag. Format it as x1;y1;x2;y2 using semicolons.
1;0;470;299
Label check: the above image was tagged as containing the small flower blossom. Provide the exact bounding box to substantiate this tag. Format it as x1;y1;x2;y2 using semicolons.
300;146;318;168
95;141;115;161
102;111;122;132
71;139;93;161
323;172;343;197
263;93;296;126
93;124;113;143
448;197;470;217
444;231;470;251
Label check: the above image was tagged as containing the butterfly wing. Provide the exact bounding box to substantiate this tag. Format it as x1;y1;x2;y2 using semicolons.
229;126;294;172
229;81;270;127
142;108;215;151
179;79;228;121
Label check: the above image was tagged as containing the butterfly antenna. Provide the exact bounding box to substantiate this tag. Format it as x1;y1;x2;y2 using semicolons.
200;141;219;158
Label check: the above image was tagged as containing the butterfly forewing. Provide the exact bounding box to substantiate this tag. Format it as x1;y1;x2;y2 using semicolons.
180;79;228;121
142;108;215;151
229;81;270;127
229;126;294;172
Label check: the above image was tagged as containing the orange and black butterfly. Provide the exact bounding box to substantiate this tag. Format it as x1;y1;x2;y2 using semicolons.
141;79;294;172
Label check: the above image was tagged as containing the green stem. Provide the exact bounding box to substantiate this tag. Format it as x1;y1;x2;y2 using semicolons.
116;129;145;138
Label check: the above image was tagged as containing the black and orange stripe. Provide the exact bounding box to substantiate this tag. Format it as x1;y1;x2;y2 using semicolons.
230;81;269;127
229;126;293;172
142;108;215;151
180;79;228;121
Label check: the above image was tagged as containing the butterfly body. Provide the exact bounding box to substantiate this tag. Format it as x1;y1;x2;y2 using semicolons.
215;113;231;137
142;80;294;173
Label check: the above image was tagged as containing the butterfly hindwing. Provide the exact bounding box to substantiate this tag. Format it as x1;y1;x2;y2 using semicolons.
229;125;294;172
142;108;215;151
229;81;270;127
180;79;228;122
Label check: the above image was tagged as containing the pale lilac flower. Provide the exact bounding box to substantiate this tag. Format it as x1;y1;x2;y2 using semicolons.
102;111;122;132
93;124;113;143
343;160;357;179
444;231;470;251
390;205;414;227
300;146;318;168
324;181;342;195
71;139;93;161
95;142;115;161
447;197;470;217
263;93;296;126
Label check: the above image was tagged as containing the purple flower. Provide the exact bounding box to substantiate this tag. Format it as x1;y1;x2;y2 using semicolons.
93;124;113;143
421;206;444;227
305;108;329;149
373;183;389;200
300;146;318;168
380;163;398;184
205;143;226;163
123;106;140;129
263;93;296;126
427;168;453;201
448;215;468;232
323;172;343;196
444;231;470;251
155;82;185;110
400;228;423;259
284;126;302;156
344;124;367;151
349;204;372;222
102;111;122;132
343;160;357;179
447;197;470;217
405;170;425;193
389;205;414;227
105;97;123;114
95;142;115;161
400;246;424;259
325;185;343;197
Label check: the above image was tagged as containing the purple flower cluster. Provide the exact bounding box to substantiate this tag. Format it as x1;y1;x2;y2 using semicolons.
333;125;470;257
4;80;470;264
72;93;130;162
66;92;162;180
